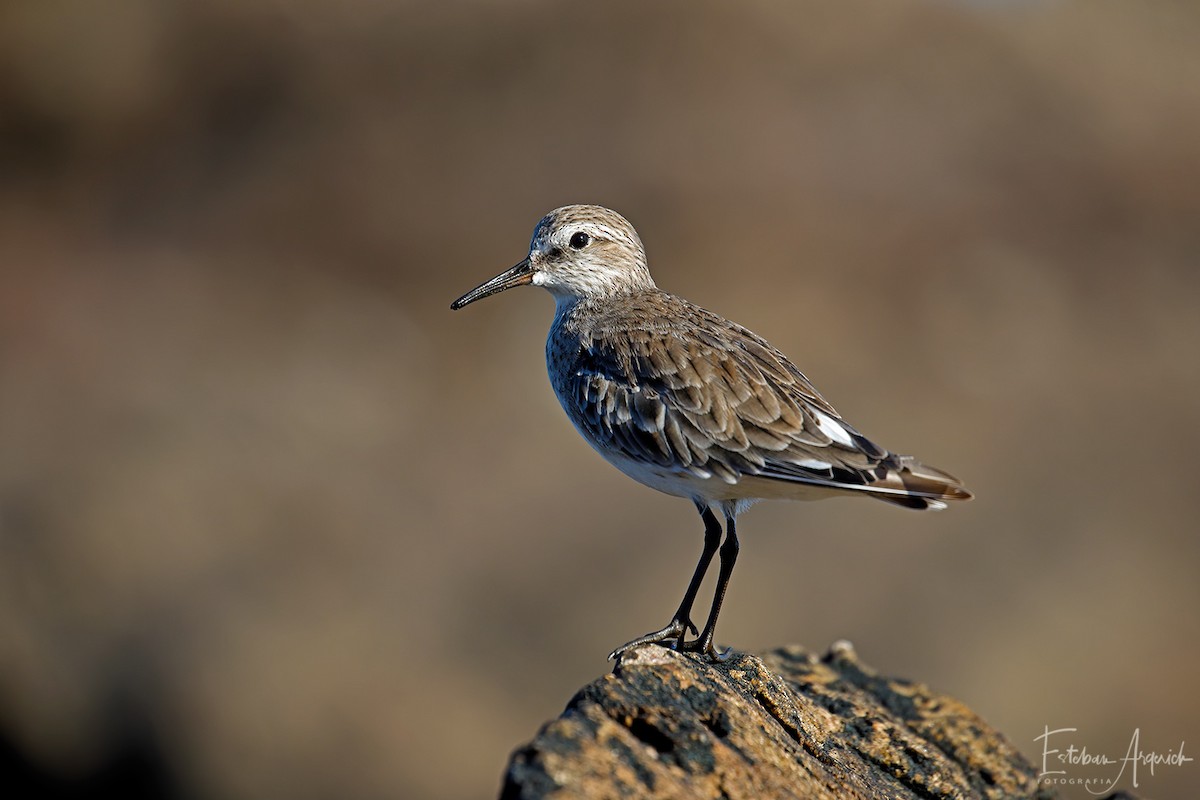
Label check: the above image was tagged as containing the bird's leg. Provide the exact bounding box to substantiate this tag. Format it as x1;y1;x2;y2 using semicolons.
607;504;723;660
669;506;724;641
681;511;739;661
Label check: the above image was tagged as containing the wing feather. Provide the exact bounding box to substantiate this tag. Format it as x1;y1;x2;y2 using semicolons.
553;292;970;505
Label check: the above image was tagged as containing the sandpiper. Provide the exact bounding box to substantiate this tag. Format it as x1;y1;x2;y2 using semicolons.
451;205;971;660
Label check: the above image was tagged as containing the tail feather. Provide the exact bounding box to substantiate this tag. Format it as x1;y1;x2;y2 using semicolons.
871;456;973;511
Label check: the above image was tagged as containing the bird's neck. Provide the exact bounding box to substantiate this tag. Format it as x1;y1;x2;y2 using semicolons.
549;287;665;339
548;291;582;333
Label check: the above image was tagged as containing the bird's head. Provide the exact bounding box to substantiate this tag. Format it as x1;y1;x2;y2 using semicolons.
451;205;655;310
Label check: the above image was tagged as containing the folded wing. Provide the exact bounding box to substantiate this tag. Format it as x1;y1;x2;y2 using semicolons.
563;300;971;509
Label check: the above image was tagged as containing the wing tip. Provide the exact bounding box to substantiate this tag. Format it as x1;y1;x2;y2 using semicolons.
874;459;974;509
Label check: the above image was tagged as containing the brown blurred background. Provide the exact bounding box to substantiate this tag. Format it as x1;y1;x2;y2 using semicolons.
1;1;1198;798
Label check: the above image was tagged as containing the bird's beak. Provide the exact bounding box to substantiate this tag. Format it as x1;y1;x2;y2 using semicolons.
450;258;534;310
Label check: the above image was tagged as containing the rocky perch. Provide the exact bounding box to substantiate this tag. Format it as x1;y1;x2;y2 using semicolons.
499;642;1136;800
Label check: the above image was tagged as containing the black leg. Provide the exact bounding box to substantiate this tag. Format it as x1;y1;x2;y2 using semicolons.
607;503;723;660
683;511;739;660
669;505;723;634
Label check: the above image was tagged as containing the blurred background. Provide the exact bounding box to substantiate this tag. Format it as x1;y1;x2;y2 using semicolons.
1;1;1197;798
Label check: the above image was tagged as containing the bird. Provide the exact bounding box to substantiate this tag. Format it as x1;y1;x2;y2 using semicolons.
450;204;971;660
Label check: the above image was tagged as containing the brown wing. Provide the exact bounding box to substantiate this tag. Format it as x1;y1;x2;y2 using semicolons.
560;296;970;506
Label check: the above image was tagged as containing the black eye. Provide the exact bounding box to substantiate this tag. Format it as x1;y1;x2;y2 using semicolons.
568;231;591;250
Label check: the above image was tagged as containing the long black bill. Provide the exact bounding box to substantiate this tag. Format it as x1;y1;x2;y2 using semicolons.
450;258;533;310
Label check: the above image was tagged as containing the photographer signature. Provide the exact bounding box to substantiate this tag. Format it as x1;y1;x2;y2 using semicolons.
1036;726;1192;794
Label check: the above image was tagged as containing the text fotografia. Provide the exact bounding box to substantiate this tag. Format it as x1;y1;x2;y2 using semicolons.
1036;726;1192;794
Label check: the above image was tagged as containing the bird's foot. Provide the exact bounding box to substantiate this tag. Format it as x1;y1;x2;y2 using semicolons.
678;630;734;662
607;616;696;661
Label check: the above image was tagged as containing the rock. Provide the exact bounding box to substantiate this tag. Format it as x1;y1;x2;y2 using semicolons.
499;643;1135;800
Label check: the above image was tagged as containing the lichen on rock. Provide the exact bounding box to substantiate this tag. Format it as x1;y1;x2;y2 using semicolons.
499;643;1134;800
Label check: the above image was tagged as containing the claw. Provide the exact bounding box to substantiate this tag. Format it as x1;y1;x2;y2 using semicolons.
608;618;691;661
678;633;733;662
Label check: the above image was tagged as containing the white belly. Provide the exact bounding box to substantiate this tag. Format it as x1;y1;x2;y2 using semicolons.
594;446;843;506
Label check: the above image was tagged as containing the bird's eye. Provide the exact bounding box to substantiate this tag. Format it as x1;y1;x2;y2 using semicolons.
568;231;591;250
